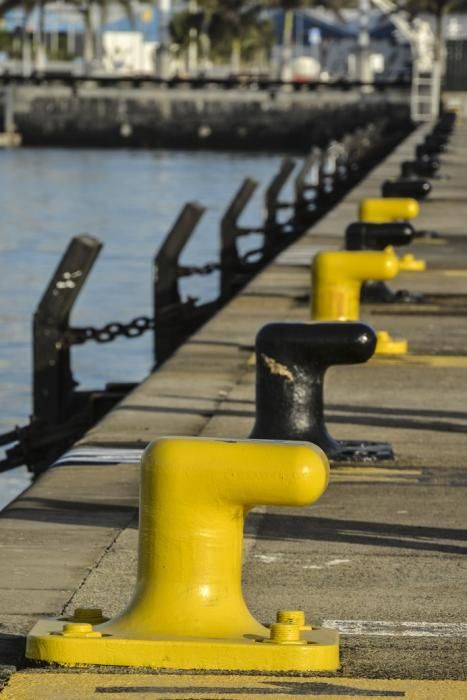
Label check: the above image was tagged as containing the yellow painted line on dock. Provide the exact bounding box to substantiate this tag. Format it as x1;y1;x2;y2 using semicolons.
439;269;467;277
3;672;467;700
370;354;467;368
417;237;447;245
330;467;421;484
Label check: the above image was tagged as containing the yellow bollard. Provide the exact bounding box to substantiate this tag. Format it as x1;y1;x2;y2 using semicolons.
311;250;408;355
27;437;339;671
359;199;427;270
359;197;420;223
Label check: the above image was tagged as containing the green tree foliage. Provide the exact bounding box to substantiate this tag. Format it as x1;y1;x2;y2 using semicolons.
170;1;275;62
0;0;135;64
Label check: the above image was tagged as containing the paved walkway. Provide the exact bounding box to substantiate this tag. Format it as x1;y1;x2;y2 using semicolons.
1;120;466;699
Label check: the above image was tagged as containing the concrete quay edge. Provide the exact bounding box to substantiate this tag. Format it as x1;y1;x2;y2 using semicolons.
1;120;466;692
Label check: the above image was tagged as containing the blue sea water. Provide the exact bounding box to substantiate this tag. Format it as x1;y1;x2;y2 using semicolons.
0;147;289;509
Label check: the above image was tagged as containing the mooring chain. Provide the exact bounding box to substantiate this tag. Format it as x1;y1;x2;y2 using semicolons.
64;316;155;347
62;248;266;347
177;250;265;278
176;261;221;277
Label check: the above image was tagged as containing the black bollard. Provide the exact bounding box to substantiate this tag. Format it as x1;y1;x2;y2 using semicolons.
424;134;448;151
416;144;441;161
250;321;394;462
400;160;439;179
345;222;414;251
345;222;422;303
381;179;432;200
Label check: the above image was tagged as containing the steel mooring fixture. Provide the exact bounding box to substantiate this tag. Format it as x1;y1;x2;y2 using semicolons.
381;179;432;200
416;141;442;158
262;157;296;255
424;134;447;152
346;221;415;251
33;235;103;427
345;222;423;303
26;437;339;671
220;177;260;299
311;250;408;355
400;160;439;179
250;322;393;462
359;197;419;224
154;202;219;366
294;148;322;228
358;198;427;271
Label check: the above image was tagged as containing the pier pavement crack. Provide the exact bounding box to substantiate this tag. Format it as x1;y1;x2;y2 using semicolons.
60;510;137;618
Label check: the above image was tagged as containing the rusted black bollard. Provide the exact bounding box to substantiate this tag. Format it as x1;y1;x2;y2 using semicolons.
250;321;393;462
381;179;431;200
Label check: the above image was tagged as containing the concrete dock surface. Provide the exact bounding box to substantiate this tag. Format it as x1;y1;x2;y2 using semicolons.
0;120;466;699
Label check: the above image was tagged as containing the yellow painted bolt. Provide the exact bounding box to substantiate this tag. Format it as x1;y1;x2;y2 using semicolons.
359;197;420;223
276;610;312;630
277;610;304;625
72;608;107;624
311;250;408;355
59;623;102;638
63;623;93;636
266;623;306;645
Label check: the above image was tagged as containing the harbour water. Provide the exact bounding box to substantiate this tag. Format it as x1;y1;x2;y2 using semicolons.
0;148;286;509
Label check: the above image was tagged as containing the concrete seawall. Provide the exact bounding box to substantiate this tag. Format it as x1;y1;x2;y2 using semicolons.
7;85;410;148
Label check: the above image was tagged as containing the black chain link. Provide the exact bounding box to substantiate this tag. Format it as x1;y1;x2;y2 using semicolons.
176;250;264;278
177;262;221;278
64;315;155;347
62;249;266;347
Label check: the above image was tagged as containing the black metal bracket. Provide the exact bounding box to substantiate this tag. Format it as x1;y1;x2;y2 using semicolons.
33;235;102;426
154;202;221;366
293;148;322;228
1;235;138;474
262;157;296;255
220;177;261;299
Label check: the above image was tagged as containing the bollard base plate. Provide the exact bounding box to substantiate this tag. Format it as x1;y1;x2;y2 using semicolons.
331;440;394;463
26;619;340;672
398;254;427;272
361;281;424;304
375;331;408;355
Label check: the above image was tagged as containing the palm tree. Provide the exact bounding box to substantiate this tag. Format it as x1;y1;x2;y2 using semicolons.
0;0;45;68
170;0;274;69
0;0;135;69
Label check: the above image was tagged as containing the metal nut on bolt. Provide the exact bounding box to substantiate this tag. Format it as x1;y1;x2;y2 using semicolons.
57;622;102;638
70;607;108;624
264;622;307;645
277;609;312;631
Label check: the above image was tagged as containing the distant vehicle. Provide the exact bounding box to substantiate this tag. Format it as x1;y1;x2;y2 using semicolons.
291;56;320;82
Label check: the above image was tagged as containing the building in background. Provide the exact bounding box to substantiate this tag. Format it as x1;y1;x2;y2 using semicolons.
102;9;159;74
0;2;466;89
